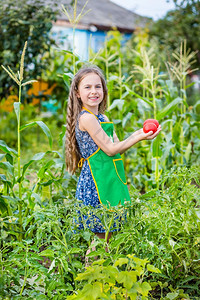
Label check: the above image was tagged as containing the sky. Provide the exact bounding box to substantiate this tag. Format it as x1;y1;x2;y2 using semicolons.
111;0;176;20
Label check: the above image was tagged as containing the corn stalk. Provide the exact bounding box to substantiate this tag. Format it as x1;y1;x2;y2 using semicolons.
61;0;91;75
1;42;37;240
132;47;164;187
167;40;198;164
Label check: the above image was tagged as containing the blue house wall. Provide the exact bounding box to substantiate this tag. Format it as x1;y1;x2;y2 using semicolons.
51;26;132;61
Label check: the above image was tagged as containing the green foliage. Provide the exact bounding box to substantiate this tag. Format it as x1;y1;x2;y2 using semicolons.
149;0;200;67
40;47;71;107
0;203;85;298
67;255;160;299
126;166;200;297
0;0;59;97
0;166;199;298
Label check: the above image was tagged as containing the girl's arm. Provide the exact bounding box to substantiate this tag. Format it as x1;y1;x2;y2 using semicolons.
80;114;161;156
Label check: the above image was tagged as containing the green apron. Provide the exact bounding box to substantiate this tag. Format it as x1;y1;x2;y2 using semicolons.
79;107;131;208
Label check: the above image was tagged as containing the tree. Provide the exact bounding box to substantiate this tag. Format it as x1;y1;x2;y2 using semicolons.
149;0;200;66
0;0;59;98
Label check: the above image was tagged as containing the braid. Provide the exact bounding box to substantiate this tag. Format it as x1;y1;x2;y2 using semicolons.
65;80;82;174
65;65;108;174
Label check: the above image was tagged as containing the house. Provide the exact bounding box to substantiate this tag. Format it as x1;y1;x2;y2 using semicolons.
51;0;149;60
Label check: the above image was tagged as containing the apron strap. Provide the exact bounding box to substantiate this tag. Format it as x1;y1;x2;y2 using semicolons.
78;107;99;168
82;106;99;120
78;157;86;167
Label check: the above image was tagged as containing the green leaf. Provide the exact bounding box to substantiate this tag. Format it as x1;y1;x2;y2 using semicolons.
38;160;55;178
117;271;137;289
138;282;152;296
68;248;82;254
76;266;103;283
20;121;37;131
0;174;6;181
166;291;179;300
14;102;20;123
157;97;182;120
140;190;157;199
102;266;118;283
1;195;20;204
172;122;181;145
63;72;74;88
0;154;6;161
122;112;132;128
81;282;102;300
108;99;124;111
184;142;192;163
82;231;91;242
40;179;54;186
127;291;137;300
20;121;53;148
108;75;118;82
125;86;153;107
0;140;17;156
35;121;53;149
18;152;46;182
0;195;9;213
86;249;105;257
147;264;161;273
19;151;61;183
92;259;105;266
0;161;14;175
32;152;46;160
185;81;196;89
72;261;83;269
114;257;128;267
0;174;12;189
63;72;74;79
180;275;198;285
111;233;130;248
152;134;162;158
131;256;148;268
61;49;74;55
39;249;55;258
5;153;13;165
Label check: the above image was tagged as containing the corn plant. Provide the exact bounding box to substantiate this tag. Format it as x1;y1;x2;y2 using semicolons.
1;42;36;239
119;40;199;189
0;42;54;241
61;0;91;123
166;39;198;164
90;31;122;108
129;47;165;187
61;0;90;75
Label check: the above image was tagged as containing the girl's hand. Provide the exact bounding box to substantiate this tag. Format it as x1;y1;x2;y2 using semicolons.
135;125;162;141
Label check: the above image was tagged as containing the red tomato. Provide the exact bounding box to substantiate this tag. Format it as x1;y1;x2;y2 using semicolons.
143;119;159;128
143;122;157;134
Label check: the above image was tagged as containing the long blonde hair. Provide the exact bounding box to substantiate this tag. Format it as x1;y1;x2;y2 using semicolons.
65;65;108;175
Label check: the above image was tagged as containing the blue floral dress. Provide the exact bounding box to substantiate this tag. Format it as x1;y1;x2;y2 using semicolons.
75;110;119;233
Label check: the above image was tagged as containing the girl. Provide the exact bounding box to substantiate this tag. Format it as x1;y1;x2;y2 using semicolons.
65;65;161;249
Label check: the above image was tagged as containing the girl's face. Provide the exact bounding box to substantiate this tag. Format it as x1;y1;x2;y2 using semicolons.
77;73;104;111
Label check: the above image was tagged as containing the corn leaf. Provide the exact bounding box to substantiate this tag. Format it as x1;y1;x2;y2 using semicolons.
157;97;182;120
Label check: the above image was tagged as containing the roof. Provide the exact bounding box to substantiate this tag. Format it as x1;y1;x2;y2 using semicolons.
54;0;150;33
